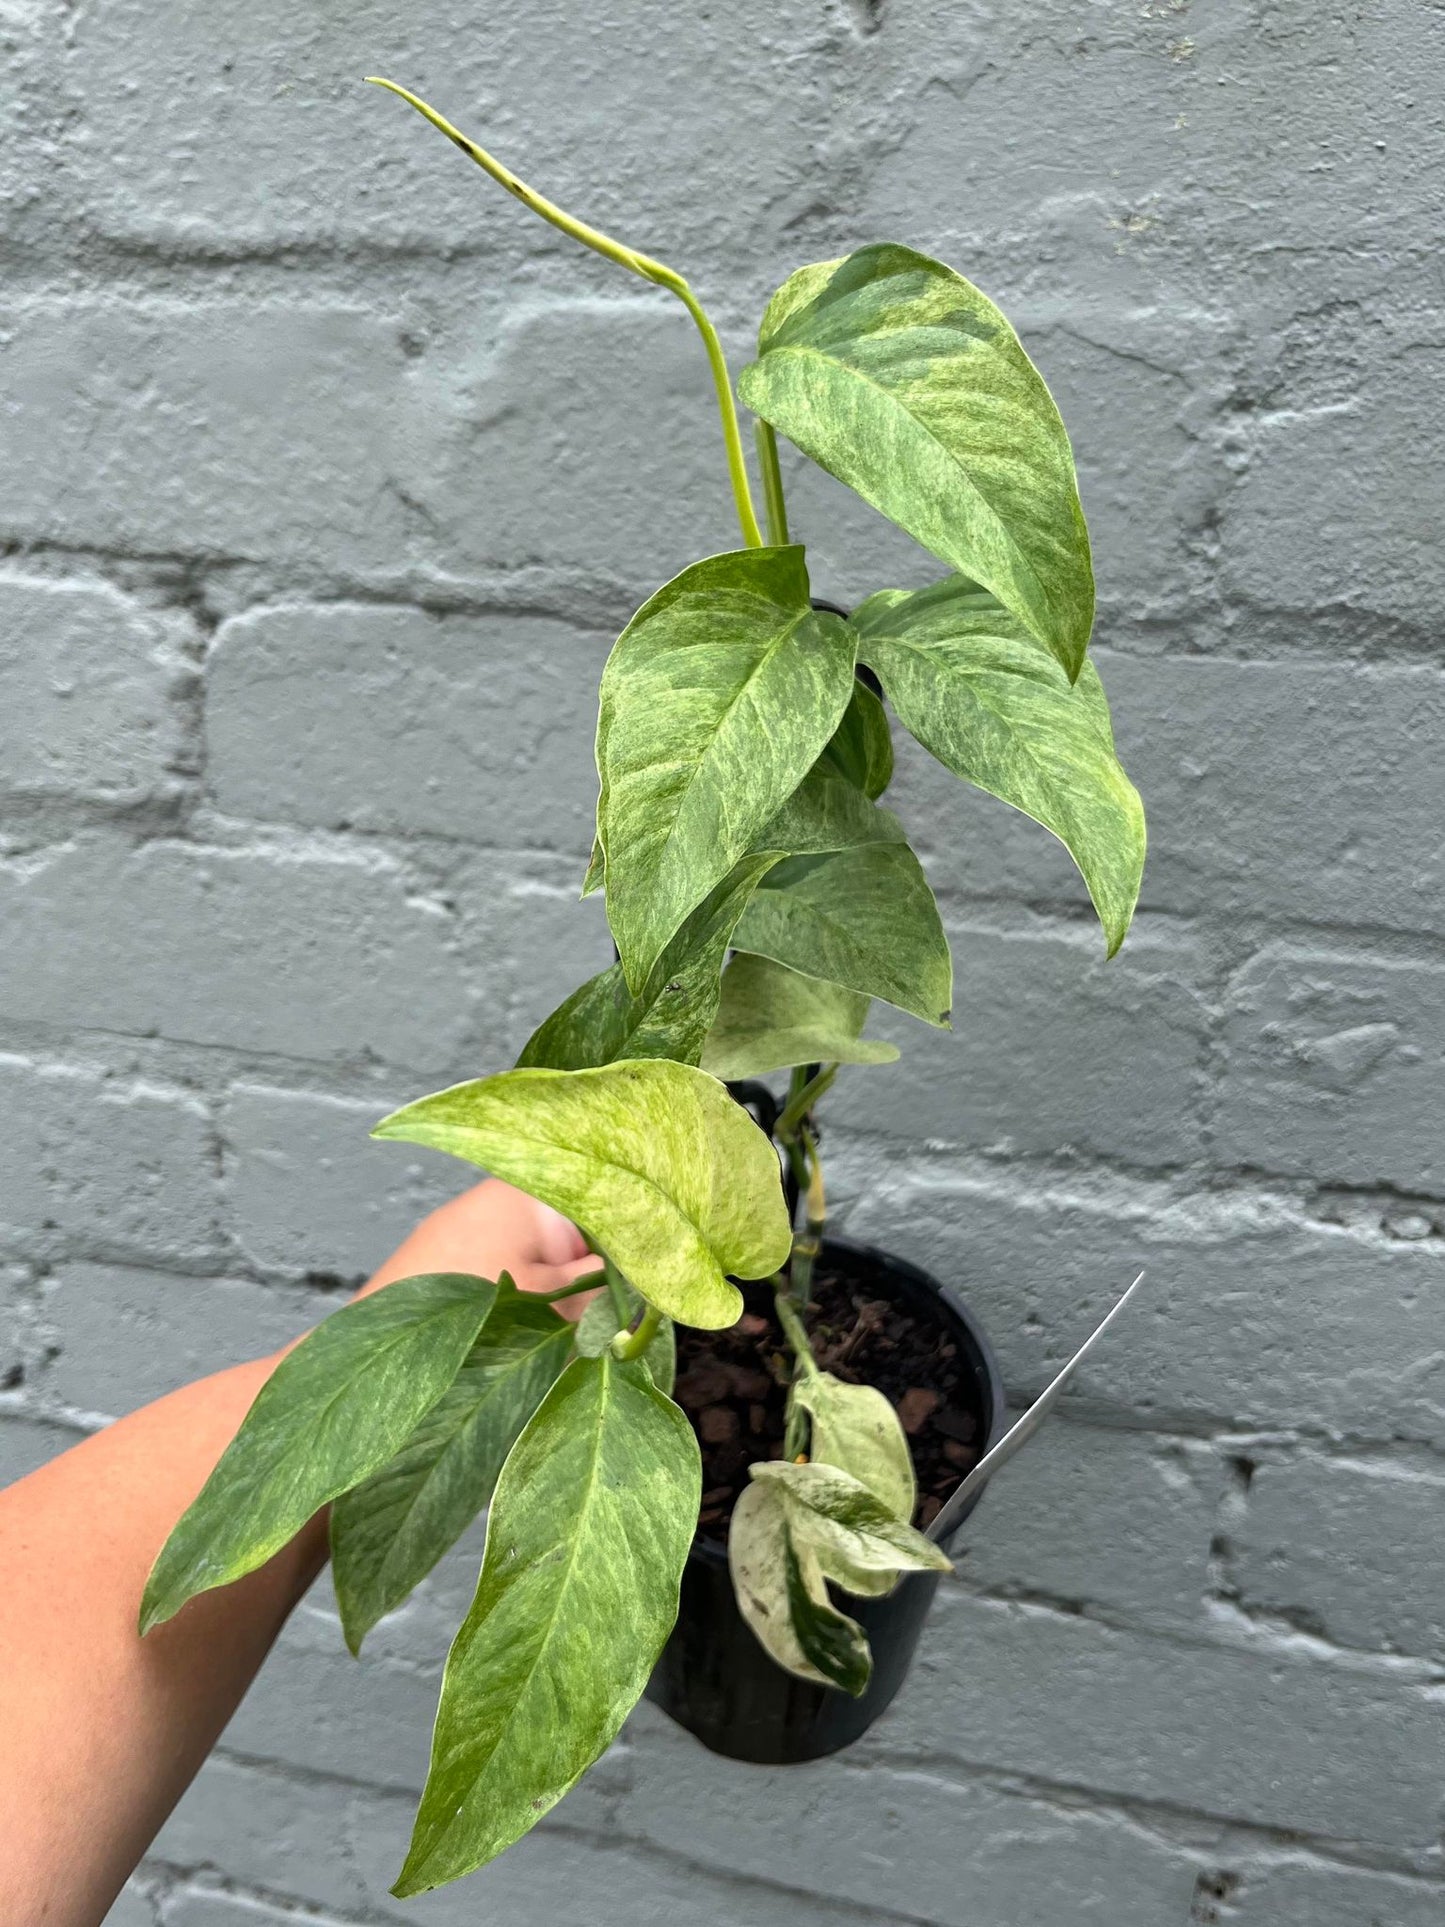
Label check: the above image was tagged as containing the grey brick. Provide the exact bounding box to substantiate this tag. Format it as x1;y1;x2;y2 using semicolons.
953;1418;1221;1632
105;1886;160;1927
0;1412;84;1488
0;1055;222;1261
875;1588;1444;1848
0;576;190;805
0;834;470;1072
1217;941;1445;1195
39;1264;319;1420
1229;1858;1445;1927
1229;1452;1445;1660
160;1893;315;1927
389;300;748;591
68;2;830;267
224;1084;461;1282
843;1164;1445;1445
618;1703;1198;1927
206;603;605;854
0;300;413;572
1223;324;1445;627
850;914;1208;1169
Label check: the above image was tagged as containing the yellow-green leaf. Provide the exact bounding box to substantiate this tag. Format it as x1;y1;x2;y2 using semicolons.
733;846;952;1027
373;1061;791;1330
701;952;898;1081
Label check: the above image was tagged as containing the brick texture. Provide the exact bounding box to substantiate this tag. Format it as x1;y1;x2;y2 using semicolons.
1;4;1440;1922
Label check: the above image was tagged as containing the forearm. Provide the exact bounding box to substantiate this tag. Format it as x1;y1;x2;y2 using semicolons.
0;1349;326;1926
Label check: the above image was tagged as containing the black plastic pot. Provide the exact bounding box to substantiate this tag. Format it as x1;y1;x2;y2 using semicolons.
646;1235;1006;1764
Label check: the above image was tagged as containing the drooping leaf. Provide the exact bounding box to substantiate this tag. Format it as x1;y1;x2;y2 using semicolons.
140;1274;498;1634
575;1283;676;1397
519;855;777;1072
738;245;1094;679
728;1477;872;1696
751;762;905;858
820;676;893;798
854;577;1145;955
793;1372;916;1525
393;1352;700;1894
330;1283;573;1653
596;545;855;990
373;1061;791;1330
751;1460;950;1586
732;846;952;1027
701;953;898;1082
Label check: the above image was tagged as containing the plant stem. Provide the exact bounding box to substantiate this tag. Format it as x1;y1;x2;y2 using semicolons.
611;1302;664;1362
788;1125;827;1310
756;419;790;546
777;1063;838;1142
772;1284;820;1380
367;78;765;551
537;1269;606;1304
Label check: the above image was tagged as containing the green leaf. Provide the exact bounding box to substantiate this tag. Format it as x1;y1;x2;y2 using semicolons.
140;1274;497;1634
752;762;905;858
732;846;952;1027
373;1061;791;1330
854;578;1145;955
752;1460;950;1585
701;952;899;1081
581;834;605;898
519;855;777;1072
330;1283;573;1654
575;1285;676;1397
727;1477;872;1696
794;1372;916;1524
738;245;1094;679
394;1352;700;1894
596;545;856;990
820;677;893;798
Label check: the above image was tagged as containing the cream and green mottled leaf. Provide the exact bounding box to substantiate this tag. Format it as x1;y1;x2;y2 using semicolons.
728;1476;870;1693
854;577;1145;954
701;952;898;1081
732;846;952;1027
596;545;855;990
751;1460;950;1585
330;1283;574;1653
575;1283;676;1397
519;855;776;1072
393;1352;699;1894
141;1274;497;1634
373;1062;791;1330
794;1372;916;1523
738;245;1093;678
581;834;605;897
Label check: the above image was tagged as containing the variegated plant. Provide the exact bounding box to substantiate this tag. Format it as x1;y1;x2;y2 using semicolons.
140;80;1146;1898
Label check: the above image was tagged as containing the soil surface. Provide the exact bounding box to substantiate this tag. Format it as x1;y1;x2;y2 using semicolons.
673;1263;983;1544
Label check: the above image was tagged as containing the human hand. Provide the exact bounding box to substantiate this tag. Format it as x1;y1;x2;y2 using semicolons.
355;1179;603;1321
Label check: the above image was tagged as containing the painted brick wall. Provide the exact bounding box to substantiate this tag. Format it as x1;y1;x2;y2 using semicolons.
3;4;1441;1922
